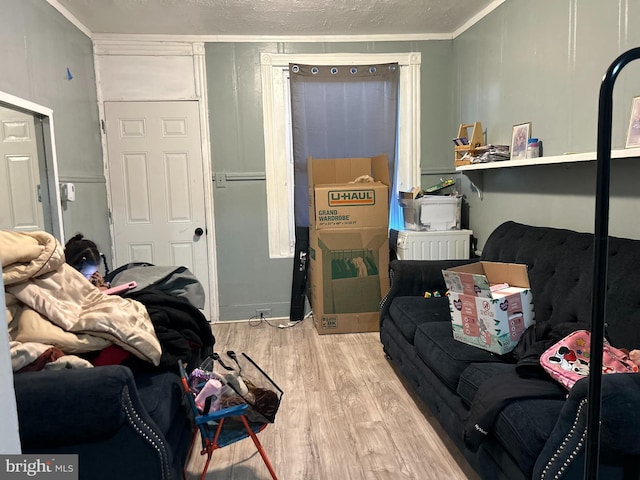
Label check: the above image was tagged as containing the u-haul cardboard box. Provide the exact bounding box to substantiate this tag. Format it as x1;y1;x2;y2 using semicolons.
308;154;390;229
309;226;389;334
442;262;535;354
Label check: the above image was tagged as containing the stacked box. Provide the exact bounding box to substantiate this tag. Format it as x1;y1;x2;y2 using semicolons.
442;261;535;354
308;154;390;334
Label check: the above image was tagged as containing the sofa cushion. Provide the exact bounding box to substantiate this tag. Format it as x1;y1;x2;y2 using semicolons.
493;397;565;476
457;362;516;407
135;372;188;435
458;362;565;476
414;321;500;392
388;296;450;344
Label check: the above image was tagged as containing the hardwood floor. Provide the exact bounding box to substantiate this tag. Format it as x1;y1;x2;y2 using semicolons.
184;318;479;480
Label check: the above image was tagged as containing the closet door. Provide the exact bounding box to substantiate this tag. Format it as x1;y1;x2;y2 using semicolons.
105;100;211;317
0;105;46;232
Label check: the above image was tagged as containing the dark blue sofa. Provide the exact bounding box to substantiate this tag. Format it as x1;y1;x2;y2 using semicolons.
380;221;640;479
14;365;193;480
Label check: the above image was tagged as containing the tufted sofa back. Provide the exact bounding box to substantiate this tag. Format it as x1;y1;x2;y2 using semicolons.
481;221;640;350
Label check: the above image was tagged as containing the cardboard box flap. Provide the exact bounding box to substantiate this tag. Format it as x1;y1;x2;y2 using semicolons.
308;157;370;186
308;154;390;187
370;154;391;186
316;180;388;189
442;261;530;298
480;261;530;288
399;187;421;200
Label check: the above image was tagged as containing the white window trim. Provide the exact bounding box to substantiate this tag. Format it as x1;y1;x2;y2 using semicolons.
260;52;421;259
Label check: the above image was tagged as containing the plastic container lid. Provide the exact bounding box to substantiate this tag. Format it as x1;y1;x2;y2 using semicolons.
528;138;539;144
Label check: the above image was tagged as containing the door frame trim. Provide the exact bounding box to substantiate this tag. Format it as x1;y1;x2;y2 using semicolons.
193;45;221;323
94;41;219;322
0;90;64;241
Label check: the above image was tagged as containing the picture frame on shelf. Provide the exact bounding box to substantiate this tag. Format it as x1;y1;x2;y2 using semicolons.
626;96;640;148
511;122;531;160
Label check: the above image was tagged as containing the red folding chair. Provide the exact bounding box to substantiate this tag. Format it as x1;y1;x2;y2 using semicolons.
179;361;278;480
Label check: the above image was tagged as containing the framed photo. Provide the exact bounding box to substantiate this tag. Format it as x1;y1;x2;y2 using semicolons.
511;122;531;160
626;96;640;148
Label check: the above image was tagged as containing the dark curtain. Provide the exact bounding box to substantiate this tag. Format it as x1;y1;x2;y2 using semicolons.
288;63;399;320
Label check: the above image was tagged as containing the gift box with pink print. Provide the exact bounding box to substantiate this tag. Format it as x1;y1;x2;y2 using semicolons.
442;262;535;354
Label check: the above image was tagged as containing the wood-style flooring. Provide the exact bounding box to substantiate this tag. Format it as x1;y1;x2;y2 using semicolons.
184;318;479;480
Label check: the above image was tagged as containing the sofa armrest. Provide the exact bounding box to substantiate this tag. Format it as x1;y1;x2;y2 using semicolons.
534;373;640;479
14;365;140;448
380;258;476;320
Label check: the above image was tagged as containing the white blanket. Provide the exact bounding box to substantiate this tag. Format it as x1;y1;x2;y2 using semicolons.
2;230;161;371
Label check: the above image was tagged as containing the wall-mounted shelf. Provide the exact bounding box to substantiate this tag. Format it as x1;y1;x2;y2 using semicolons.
455;147;640;171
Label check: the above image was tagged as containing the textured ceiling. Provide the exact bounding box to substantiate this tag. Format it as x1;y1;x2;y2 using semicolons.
54;0;498;37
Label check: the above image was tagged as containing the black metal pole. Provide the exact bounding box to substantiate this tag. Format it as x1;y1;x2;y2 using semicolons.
587;46;640;480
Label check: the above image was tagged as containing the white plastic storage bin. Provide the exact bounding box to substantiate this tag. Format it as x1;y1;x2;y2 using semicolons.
399;195;461;231
421;196;461;231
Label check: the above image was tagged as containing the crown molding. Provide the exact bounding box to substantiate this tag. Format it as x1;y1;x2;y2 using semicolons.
452;0;506;38
91;32;453;43
46;0;92;38
93;40;196;56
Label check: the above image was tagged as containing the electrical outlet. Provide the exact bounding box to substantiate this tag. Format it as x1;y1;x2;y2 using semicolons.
256;309;272;318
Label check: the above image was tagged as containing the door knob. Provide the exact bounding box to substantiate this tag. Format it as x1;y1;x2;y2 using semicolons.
194;227;204;237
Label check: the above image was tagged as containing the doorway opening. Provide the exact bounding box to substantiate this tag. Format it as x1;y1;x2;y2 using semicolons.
0;90;64;240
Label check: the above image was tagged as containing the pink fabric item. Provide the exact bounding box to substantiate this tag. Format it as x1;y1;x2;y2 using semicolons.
195;378;222;413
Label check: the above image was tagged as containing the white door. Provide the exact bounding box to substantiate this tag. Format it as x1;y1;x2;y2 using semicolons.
105;101;211;318
0;105;46;232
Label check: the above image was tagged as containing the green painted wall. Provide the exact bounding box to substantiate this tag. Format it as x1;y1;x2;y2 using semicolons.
0;0;110;257
206;40;453;319
453;0;640;248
